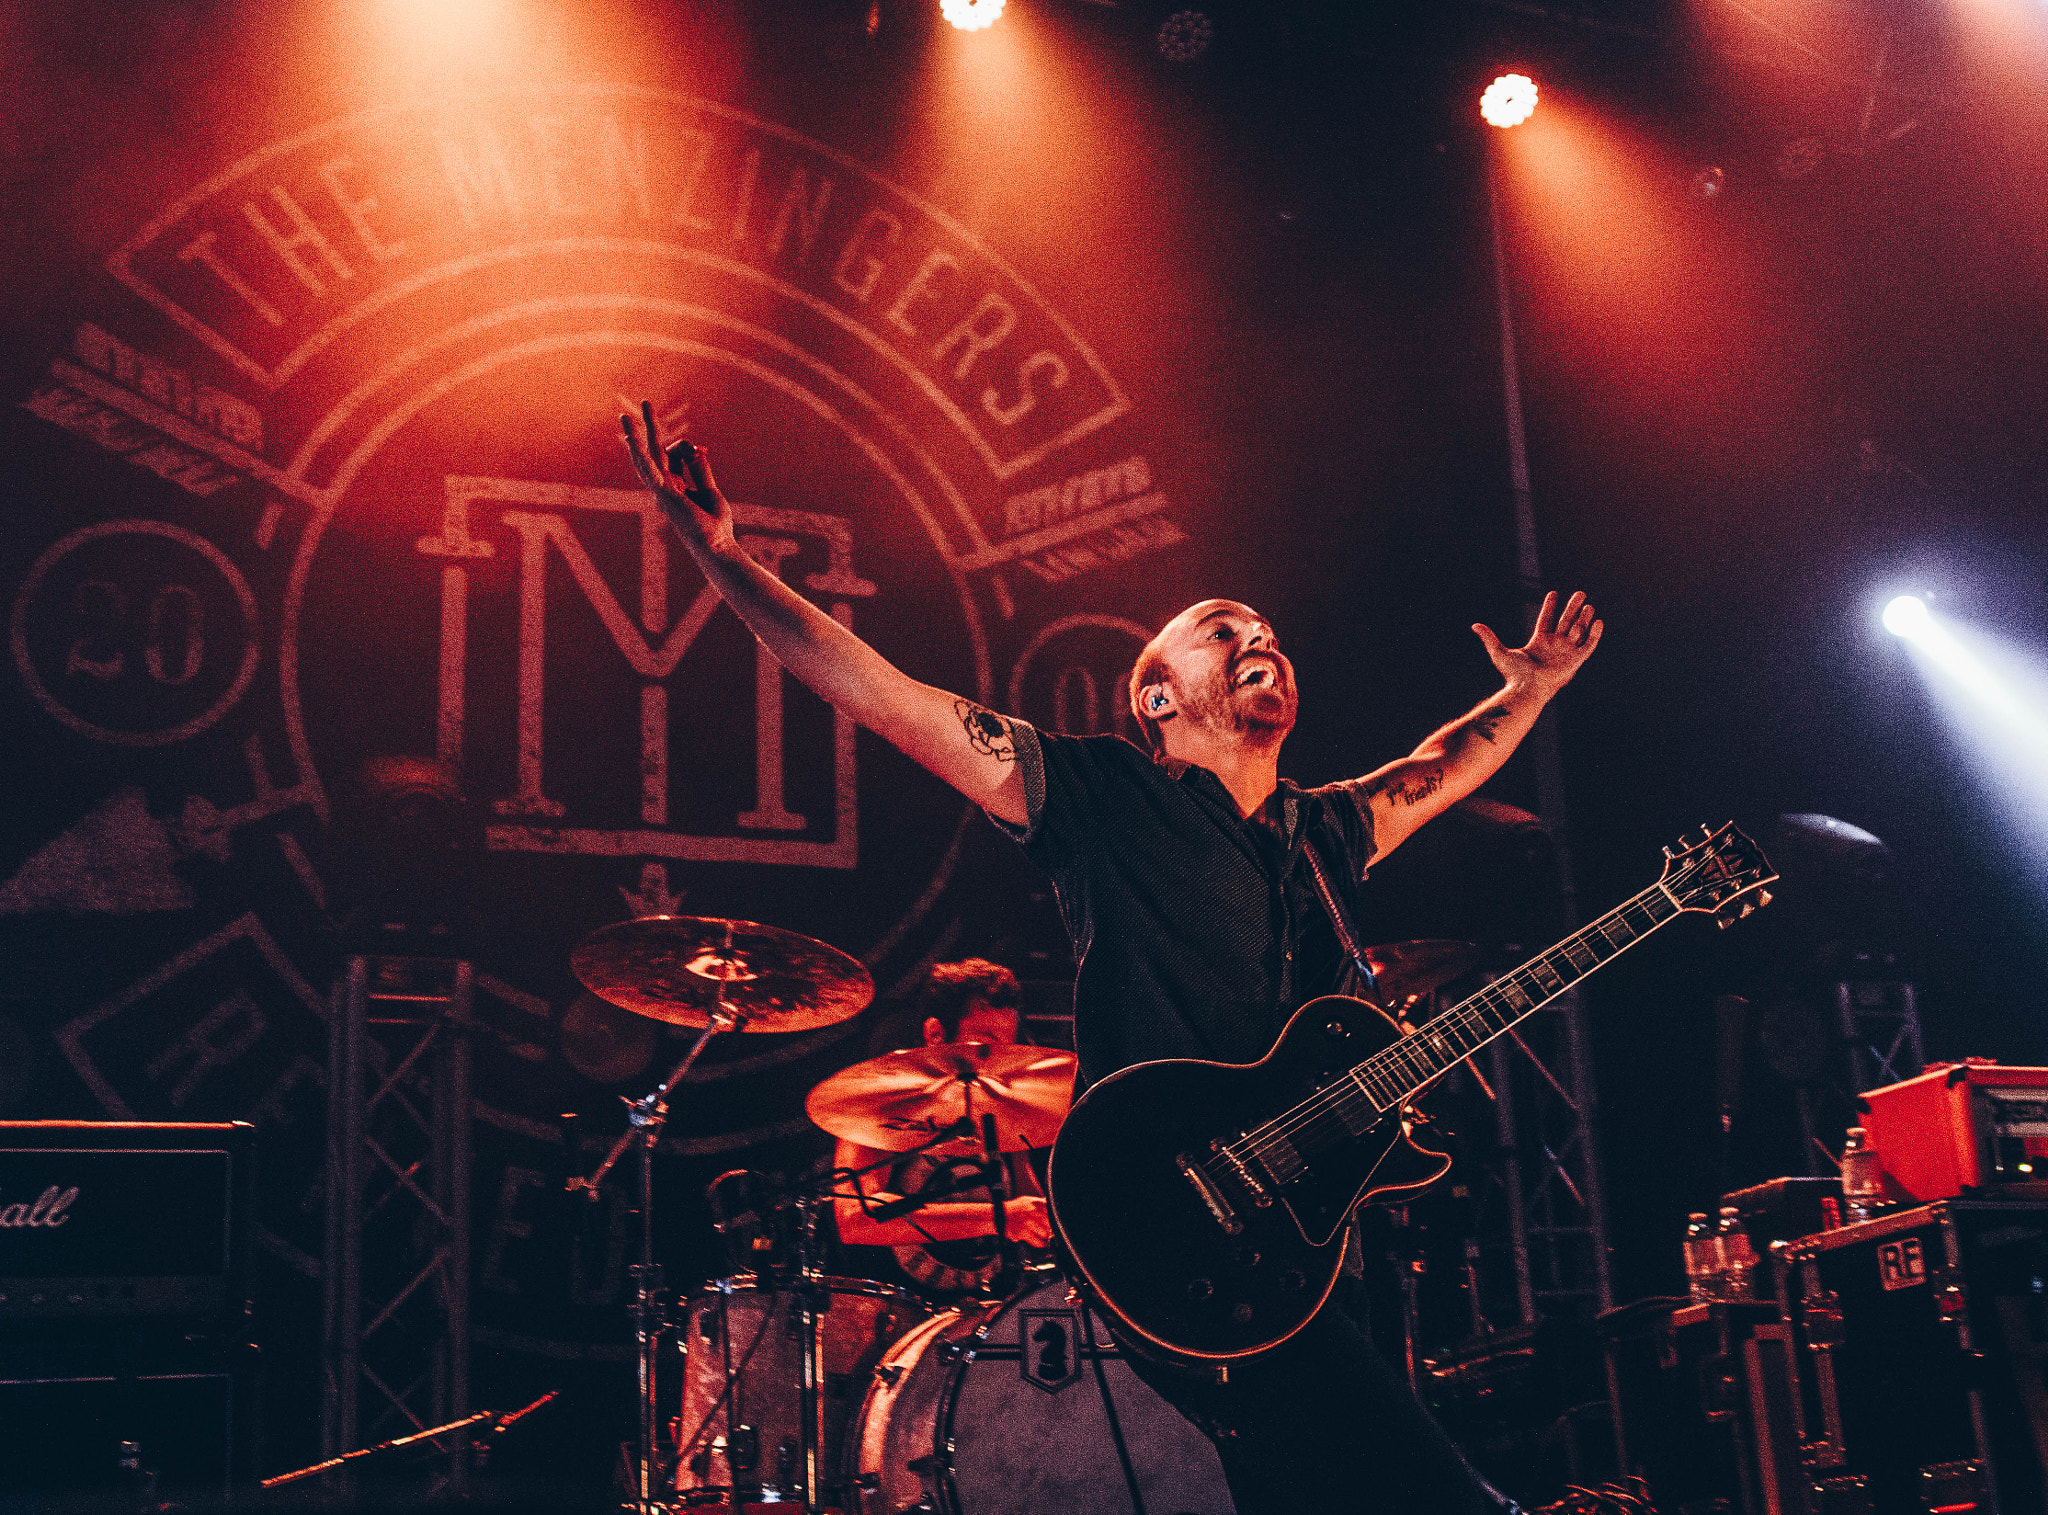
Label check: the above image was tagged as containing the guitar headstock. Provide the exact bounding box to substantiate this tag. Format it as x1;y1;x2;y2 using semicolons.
1661;822;1778;928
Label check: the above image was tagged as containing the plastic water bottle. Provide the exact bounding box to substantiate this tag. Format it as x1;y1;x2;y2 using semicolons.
1841;1126;1886;1224
1683;1212;1720;1302
1715;1205;1759;1301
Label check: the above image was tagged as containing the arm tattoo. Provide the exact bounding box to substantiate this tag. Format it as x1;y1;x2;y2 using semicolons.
955;700;1017;762
1469;704;1510;744
1366;771;1444;807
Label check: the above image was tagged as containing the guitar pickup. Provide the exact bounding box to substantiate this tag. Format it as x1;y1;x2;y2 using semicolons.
1177;1153;1244;1235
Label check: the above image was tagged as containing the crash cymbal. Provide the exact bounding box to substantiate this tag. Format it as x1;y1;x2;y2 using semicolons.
806;1043;1077;1153
1362;939;1481;1008
571;916;872;1031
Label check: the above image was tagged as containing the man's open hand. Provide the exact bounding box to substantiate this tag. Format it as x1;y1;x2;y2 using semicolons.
1472;589;1603;698
620;400;736;554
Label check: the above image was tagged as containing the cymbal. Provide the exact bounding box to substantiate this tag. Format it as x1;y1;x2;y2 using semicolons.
571;916;872;1031
806;1043;1077;1153
1362;939;1481;1008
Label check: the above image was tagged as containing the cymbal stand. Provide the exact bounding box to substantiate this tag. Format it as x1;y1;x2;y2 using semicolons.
956;1068;1020;1290
568;975;744;1515
790;1189;828;1515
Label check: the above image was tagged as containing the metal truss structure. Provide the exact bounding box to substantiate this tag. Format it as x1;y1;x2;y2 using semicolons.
322;955;475;1496
1475;984;1615;1329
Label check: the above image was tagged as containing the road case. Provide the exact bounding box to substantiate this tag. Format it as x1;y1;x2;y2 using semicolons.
1778;1201;2048;1515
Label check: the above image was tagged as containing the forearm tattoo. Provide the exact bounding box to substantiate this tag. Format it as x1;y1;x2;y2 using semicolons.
955;700;1017;762
1365;771;1444;807
1469;704;1510;744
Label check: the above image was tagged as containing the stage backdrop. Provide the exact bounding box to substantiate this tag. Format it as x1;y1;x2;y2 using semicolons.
0;1;1538;1475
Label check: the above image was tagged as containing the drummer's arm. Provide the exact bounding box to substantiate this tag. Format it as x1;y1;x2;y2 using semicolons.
832;1139;1045;1246
622;411;1027;825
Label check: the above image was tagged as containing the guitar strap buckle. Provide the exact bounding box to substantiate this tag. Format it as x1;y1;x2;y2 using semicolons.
1302;840;1377;1002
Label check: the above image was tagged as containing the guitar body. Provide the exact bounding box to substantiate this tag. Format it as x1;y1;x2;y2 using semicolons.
1047;821;1778;1368
1048;994;1450;1365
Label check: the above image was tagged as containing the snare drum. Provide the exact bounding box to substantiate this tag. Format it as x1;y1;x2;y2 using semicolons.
674;1275;931;1503
849;1273;1236;1514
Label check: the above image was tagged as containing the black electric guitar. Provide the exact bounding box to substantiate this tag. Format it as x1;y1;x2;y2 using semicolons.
1047;822;1776;1366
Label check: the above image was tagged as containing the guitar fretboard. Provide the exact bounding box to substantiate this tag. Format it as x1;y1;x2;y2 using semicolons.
1351;883;1679;1109
1238;881;1683;1184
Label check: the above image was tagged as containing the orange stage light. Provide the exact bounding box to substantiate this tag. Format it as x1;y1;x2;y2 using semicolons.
1481;74;1538;128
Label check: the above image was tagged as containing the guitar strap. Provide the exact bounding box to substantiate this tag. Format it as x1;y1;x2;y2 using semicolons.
1301;838;1379;1003
1302;836;1380;1284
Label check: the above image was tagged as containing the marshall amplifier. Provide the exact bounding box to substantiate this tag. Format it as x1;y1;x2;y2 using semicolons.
0;1121;254;1323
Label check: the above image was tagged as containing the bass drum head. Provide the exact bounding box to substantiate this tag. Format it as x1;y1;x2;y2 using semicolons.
861;1275;1234;1515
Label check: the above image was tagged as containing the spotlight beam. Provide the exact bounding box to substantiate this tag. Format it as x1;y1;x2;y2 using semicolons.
1886;598;2040;737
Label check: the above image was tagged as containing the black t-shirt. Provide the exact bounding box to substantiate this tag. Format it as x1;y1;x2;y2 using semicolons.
992;725;1377;1089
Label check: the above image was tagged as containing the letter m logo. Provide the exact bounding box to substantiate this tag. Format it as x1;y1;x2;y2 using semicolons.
419;476;875;868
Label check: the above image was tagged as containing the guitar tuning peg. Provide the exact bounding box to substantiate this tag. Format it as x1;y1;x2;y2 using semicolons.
1717;914;1735;930
1756;890;1773;909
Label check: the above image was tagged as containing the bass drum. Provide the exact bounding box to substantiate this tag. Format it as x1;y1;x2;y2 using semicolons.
849;1273;1236;1515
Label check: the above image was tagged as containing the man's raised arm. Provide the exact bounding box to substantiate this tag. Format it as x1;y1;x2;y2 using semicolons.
622;403;1027;826
1354;589;1602;862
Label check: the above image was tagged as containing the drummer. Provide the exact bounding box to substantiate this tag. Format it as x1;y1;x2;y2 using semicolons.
832;960;1055;1299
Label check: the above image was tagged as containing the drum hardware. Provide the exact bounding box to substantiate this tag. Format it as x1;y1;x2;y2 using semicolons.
564;915;874;1515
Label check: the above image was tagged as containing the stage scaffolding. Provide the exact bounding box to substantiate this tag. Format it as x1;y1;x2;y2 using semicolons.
1479;161;1616;1326
322;954;475;1496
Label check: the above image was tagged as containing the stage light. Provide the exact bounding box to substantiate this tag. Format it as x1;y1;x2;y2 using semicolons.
1158;10;1214;62
1481;74;1538;129
1883;594;2048;878
1883;595;1932;637
941;0;1003;30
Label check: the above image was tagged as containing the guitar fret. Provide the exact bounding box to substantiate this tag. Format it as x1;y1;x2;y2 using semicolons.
1344;881;1722;1111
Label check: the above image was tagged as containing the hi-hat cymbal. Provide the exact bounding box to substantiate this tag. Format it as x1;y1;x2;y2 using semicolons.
1362;939;1481;1009
806;1043;1077;1153
571;916;872;1031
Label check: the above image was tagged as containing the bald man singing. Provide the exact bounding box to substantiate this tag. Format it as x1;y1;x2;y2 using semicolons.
623;406;1600;1514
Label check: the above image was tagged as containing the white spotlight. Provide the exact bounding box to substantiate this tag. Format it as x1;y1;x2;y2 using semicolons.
1883;595;1933;638
941;0;1003;29
1481;74;1538;129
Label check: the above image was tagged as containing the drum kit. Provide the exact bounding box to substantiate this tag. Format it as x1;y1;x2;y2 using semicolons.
565;913;1484;1515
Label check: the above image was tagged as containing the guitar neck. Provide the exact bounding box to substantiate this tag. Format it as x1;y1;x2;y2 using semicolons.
1349;881;1682;1111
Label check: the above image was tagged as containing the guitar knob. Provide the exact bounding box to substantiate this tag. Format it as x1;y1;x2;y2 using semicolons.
1232;1303;1254;1324
1187;1278;1213;1300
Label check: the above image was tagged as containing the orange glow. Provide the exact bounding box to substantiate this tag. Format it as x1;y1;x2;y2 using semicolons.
1494;96;1783;443
941;0;1006;30
1481;74;1539;128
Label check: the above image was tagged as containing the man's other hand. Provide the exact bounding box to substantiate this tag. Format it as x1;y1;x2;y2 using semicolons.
621;400;737;554
1472;589;1602;698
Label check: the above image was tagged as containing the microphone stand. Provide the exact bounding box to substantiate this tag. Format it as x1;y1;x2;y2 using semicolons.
567;962;746;1515
953;1062;1020;1295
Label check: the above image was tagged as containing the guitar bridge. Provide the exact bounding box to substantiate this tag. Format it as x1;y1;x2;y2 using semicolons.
1214;1142;1274;1206
1176;1153;1244;1235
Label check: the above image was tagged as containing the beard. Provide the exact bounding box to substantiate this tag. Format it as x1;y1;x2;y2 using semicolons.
1234;684;1297;745
1182;669;1296;748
